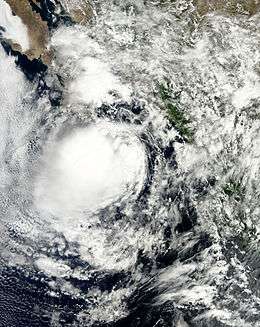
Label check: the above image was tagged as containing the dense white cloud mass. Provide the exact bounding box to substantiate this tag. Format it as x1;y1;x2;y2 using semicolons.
34;122;146;217
1;1;260;327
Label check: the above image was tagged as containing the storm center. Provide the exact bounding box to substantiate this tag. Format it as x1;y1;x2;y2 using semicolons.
34;122;146;217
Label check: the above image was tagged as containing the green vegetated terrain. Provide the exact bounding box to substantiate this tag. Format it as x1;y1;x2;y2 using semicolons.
158;80;194;142
222;177;245;201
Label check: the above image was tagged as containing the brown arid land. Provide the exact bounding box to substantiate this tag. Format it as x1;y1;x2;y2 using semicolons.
194;0;260;16
2;0;259;65
3;0;93;65
5;0;49;63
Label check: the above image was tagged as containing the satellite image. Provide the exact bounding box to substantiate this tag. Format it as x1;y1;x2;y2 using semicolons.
0;0;260;326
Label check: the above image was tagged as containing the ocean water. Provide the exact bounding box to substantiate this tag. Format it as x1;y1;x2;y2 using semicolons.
0;1;260;326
